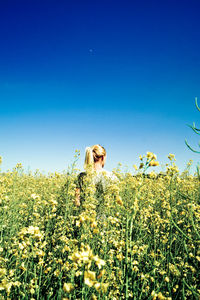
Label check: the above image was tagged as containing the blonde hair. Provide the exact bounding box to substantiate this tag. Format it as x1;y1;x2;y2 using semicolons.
84;144;106;170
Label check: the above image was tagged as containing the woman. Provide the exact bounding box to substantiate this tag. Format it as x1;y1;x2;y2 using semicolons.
75;144;118;207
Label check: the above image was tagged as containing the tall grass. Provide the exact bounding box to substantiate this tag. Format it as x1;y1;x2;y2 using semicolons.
0;154;200;299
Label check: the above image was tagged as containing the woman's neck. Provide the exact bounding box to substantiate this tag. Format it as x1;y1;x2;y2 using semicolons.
94;161;104;171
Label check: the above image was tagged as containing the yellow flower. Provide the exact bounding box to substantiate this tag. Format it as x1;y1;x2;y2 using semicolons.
157;292;165;300
168;153;175;161
116;195;123;206
69;252;81;263
152;154;157;160
35;249;45;257
93;256;105;269
30;287;35;295
63;282;74;293
94;281;109;293
19;263;26;271
0;268;7;277
80;215;86;223
15;163;23;169
75;271;82;277
116;253;123;261
81;250;92;263
151;290;158;300
196;256;200;262
54;269;60;277
146;152;153;159
27;226;42;239
101;283;109;293
84;270;96;281
31;194;40;200
94;282;101;291
84;277;94;287
91;221;97;228
132;266;139;272
164;276;170;282
149;160;159;167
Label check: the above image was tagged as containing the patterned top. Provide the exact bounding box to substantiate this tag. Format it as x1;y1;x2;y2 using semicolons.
76;169;118;192
76;169;118;217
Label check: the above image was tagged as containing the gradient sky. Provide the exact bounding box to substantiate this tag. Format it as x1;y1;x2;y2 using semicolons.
0;0;200;174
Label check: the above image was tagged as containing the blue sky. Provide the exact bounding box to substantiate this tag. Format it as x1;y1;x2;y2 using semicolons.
0;0;200;173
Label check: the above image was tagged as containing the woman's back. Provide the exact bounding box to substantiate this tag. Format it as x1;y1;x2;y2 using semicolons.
75;144;118;208
77;169;118;193
76;168;118;219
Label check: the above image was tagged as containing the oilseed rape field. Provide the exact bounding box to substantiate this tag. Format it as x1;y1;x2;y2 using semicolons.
0;152;200;299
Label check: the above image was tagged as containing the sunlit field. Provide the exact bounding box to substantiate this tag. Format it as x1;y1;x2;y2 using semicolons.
0;152;200;299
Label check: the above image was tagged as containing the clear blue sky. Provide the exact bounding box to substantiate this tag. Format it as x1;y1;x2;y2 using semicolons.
0;0;200;173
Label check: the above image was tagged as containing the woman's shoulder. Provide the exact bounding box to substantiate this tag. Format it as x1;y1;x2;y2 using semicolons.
77;172;87;182
99;169;119;181
101;169;112;176
78;171;87;178
77;170;118;182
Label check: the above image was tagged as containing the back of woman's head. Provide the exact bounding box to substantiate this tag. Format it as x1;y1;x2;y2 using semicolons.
84;144;106;170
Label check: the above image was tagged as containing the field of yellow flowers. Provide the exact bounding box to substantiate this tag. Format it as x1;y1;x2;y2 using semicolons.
0;152;200;299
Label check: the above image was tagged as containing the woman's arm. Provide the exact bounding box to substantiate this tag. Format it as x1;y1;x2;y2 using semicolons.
75;187;81;206
75;172;86;207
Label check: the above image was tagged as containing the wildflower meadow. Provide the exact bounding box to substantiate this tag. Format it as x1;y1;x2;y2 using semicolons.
0;152;200;299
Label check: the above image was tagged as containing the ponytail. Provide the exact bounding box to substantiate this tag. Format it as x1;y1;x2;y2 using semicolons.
84;147;94;170
84;144;106;170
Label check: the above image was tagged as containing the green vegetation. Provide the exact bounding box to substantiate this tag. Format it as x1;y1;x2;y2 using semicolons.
0;153;200;299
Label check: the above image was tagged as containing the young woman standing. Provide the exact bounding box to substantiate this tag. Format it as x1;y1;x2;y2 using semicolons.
75;144;118;207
